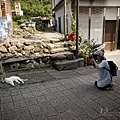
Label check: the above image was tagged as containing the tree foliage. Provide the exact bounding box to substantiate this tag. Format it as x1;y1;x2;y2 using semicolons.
11;0;52;18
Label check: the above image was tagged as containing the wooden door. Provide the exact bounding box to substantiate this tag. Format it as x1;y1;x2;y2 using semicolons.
104;20;116;51
117;20;120;49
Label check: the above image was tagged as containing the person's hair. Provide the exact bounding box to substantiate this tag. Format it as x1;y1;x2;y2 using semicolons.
100;56;106;62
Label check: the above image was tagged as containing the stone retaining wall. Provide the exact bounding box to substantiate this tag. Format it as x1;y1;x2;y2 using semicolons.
0;38;51;60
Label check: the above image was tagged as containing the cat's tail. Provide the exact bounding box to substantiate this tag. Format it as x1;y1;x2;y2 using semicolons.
22;79;28;81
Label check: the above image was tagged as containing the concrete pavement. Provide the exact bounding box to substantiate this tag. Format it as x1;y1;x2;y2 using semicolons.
0;66;120;120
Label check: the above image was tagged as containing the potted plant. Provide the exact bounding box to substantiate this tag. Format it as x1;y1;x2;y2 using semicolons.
79;38;98;66
79;49;89;66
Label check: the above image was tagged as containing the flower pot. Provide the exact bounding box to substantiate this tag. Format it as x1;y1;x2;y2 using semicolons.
87;59;93;66
68;33;76;41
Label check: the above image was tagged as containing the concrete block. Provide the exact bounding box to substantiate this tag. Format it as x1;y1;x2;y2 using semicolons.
52;58;84;71
9;63;20;70
78;58;85;67
50;52;74;60
0;62;4;76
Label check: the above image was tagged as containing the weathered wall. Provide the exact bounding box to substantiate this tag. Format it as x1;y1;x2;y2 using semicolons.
55;5;64;34
0;1;2;17
79;0;120;7
0;0;12;17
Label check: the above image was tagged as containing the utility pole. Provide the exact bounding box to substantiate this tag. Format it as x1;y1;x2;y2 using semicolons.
76;0;79;58
64;0;67;40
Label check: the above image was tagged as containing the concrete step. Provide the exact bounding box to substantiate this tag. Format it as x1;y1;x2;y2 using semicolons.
50;51;74;60
52;58;85;71
41;38;61;43
47;43;64;49
50;38;62;43
47;41;71;49
50;47;69;54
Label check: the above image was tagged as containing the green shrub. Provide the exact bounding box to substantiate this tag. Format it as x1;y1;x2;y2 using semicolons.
13;21;20;28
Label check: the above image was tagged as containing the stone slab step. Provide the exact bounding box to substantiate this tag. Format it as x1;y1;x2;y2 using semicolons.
41;38;61;43
52;58;85;71
50;51;74;60
2;57;30;64
47;43;64;49
47;41;71;49
50;47;69;54
50;38;62;43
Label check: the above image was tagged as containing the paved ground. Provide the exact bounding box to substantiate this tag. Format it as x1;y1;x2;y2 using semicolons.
0;64;120;120
0;49;120;120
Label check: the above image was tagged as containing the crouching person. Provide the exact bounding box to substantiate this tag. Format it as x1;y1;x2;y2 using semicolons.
92;50;113;90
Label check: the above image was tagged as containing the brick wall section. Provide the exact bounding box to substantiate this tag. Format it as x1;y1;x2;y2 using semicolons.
0;0;13;37
0;0;12;17
0;1;3;17
0;1;2;17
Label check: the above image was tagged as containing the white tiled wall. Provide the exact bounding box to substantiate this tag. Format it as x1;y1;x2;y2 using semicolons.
55;5;64;33
80;0;120;7
79;7;89;39
90;7;104;44
105;8;117;20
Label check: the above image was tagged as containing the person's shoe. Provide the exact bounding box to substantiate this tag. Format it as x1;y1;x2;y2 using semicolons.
106;84;114;91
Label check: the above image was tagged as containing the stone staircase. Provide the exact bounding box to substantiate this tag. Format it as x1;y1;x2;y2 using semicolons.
1;37;85;73
42;38;85;70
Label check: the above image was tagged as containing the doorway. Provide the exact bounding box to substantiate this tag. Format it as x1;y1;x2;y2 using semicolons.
58;17;61;33
104;20;116;51
117;19;120;49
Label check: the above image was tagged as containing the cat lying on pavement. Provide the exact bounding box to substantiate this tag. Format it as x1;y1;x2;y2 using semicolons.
1;76;28;86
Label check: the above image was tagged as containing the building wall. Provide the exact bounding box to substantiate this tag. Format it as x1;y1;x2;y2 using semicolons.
105;8;117;20
80;0;120;7
79;7;89;40
79;7;104;44
55;0;62;7
15;2;23;16
55;5;64;33
52;0;120;49
52;0;62;9
54;0;72;34
91;7;104;44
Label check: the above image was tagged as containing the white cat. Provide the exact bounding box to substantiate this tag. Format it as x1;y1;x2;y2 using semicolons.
1;76;28;86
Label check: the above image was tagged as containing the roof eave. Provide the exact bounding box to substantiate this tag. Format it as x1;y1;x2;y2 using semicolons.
52;0;64;11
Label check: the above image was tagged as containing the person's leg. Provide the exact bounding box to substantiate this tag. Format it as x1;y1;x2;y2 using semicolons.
94;81;113;90
94;81;97;87
94;81;105;90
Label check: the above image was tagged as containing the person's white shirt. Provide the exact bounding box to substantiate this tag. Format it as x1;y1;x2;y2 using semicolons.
97;60;112;87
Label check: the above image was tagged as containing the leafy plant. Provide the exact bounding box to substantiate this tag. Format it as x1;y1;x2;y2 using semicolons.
71;24;76;34
13;21;20;28
79;38;98;58
69;9;76;34
79;49;89;58
84;39;97;54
